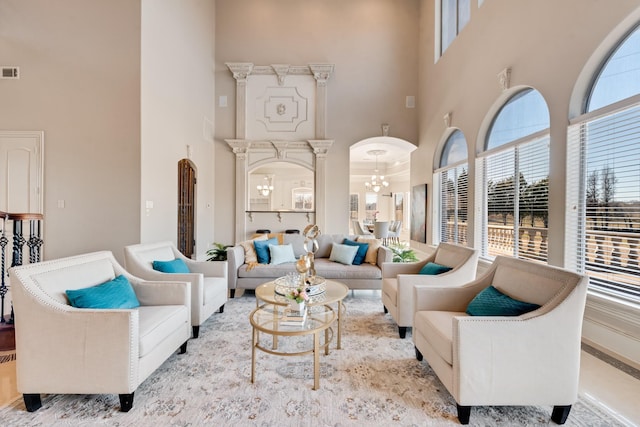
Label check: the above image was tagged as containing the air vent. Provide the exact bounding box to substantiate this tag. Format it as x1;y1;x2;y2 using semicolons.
1;67;19;79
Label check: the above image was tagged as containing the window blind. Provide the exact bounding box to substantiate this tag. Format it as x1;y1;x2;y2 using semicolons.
438;164;468;244
567;102;640;303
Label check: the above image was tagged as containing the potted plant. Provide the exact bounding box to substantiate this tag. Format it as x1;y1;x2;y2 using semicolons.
206;242;231;261
390;243;419;263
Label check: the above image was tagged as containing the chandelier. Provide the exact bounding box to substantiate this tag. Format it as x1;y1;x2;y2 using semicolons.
257;176;274;196
365;150;389;193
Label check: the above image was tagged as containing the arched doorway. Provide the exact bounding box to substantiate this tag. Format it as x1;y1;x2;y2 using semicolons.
178;159;196;258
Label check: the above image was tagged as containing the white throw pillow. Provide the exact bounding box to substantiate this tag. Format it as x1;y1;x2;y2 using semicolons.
269;244;297;265
329;243;359;265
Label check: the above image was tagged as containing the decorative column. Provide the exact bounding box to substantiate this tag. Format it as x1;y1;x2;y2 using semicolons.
0;212;8;323
226;63;254;139
226;139;251;243
308;140;334;231
309;64;334;140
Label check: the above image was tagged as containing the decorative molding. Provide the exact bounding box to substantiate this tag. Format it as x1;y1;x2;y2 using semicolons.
255;87;308;132
498;67;512;92
271;64;290;86
227;62;254;84
443;113;452;128
308;140;334;159
381;123;390;136
271;141;289;159
309;63;334;87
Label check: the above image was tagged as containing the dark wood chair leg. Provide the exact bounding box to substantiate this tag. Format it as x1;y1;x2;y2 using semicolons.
551;405;571;424
456;404;471;424
230;289;235;298
192;325;200;338
383;305;388;314
219;304;225;313
119;392;134;412
415;346;423;361
23;394;42;412
179;340;188;354
398;326;407;338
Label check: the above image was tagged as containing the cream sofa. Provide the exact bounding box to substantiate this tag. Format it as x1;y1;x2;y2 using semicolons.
412;255;589;424
124;241;228;338
226;233;393;295
9;251;191;412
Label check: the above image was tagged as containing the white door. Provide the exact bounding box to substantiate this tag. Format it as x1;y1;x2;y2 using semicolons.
0;131;43;214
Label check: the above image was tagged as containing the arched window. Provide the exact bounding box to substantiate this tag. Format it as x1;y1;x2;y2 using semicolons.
477;88;550;262
567;25;640;303
435;130;468;244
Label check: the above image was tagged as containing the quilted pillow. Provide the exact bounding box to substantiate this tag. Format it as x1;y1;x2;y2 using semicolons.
418;262;452;275
342;238;369;265
466;285;541;316
152;258;190;273
66;275;140;309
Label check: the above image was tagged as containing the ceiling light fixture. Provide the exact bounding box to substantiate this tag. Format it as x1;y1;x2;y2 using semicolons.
257;176;274;197
364;150;389;193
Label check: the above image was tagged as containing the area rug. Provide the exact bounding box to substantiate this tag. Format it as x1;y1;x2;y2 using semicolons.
0;293;626;426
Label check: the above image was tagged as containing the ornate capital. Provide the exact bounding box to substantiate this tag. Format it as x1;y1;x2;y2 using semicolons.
225;139;251;160
308;139;334;159
309;64;334;86
226;62;254;83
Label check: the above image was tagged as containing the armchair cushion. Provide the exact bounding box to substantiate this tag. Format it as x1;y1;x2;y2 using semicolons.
342;238;369;265
269;243;297;265
418;262;452;275
466;285;541;316
152;259;190;274
254;237;278;264
329;243;359;265
65;275;140;309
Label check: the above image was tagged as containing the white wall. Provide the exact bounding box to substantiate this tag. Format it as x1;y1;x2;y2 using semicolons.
141;0;216;258
213;0;420;245
0;0;141;262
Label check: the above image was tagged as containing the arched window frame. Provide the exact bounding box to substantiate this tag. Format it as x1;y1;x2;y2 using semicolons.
433;129;469;245
475;87;550;262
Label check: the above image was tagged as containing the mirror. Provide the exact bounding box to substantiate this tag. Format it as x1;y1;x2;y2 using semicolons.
248;161;314;211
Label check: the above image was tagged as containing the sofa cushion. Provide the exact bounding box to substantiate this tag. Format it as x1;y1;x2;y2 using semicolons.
254;237;278;264
414;310;465;365
283;233;307;257
269;243;297;265
356;237;382;265
65;275;140;309
237;258;383;280
343;238;369;265
138;305;189;358
152;258;190;274
329;243;359;265
419;262;452;275
238;235;268;264
466;285;541;316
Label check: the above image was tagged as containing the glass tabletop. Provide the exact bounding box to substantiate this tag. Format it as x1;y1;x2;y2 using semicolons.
250;303;335;335
256;279;349;307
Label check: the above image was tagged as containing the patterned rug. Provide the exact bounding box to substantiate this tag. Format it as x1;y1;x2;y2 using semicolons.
0;293;626;426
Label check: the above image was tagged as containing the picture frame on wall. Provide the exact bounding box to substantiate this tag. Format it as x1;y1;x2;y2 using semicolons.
411;184;427;243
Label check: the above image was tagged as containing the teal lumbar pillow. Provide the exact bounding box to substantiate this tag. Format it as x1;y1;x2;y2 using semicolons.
329;243;359;265
466;285;541;316
66;275;140;309
342;238;369;265
419;262;452;275
152;258;190;273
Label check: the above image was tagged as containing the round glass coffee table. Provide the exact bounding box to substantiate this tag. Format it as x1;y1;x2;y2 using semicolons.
249;303;335;390
255;279;349;349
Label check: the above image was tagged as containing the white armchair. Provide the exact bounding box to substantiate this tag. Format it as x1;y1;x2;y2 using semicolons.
9;251;191;412
412;255;588;424
124;241;228;338
381;242;478;338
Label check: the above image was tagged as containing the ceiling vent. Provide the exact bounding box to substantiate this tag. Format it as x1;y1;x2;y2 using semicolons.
1;67;19;79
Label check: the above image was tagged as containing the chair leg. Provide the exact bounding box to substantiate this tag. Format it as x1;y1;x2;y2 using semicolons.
23;394;42;412
179;340;188;354
383;305;388;314
192;325;200;338
119;392;134;412
398;326;407;339
551;405;572;424
415;346;423;361
456;404;471;424
219;304;225;313
230;289;235;298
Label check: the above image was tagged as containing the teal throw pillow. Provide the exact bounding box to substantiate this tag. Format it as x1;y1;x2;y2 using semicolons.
466;285;541;316
254;237;278;264
419;262;452;275
152;258;190;273
342;238;369;265
329;243;359;265
269;243;297;265
66;275;140;309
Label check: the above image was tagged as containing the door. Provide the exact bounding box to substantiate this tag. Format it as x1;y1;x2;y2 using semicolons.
177;159;196;258
0;131;43;214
